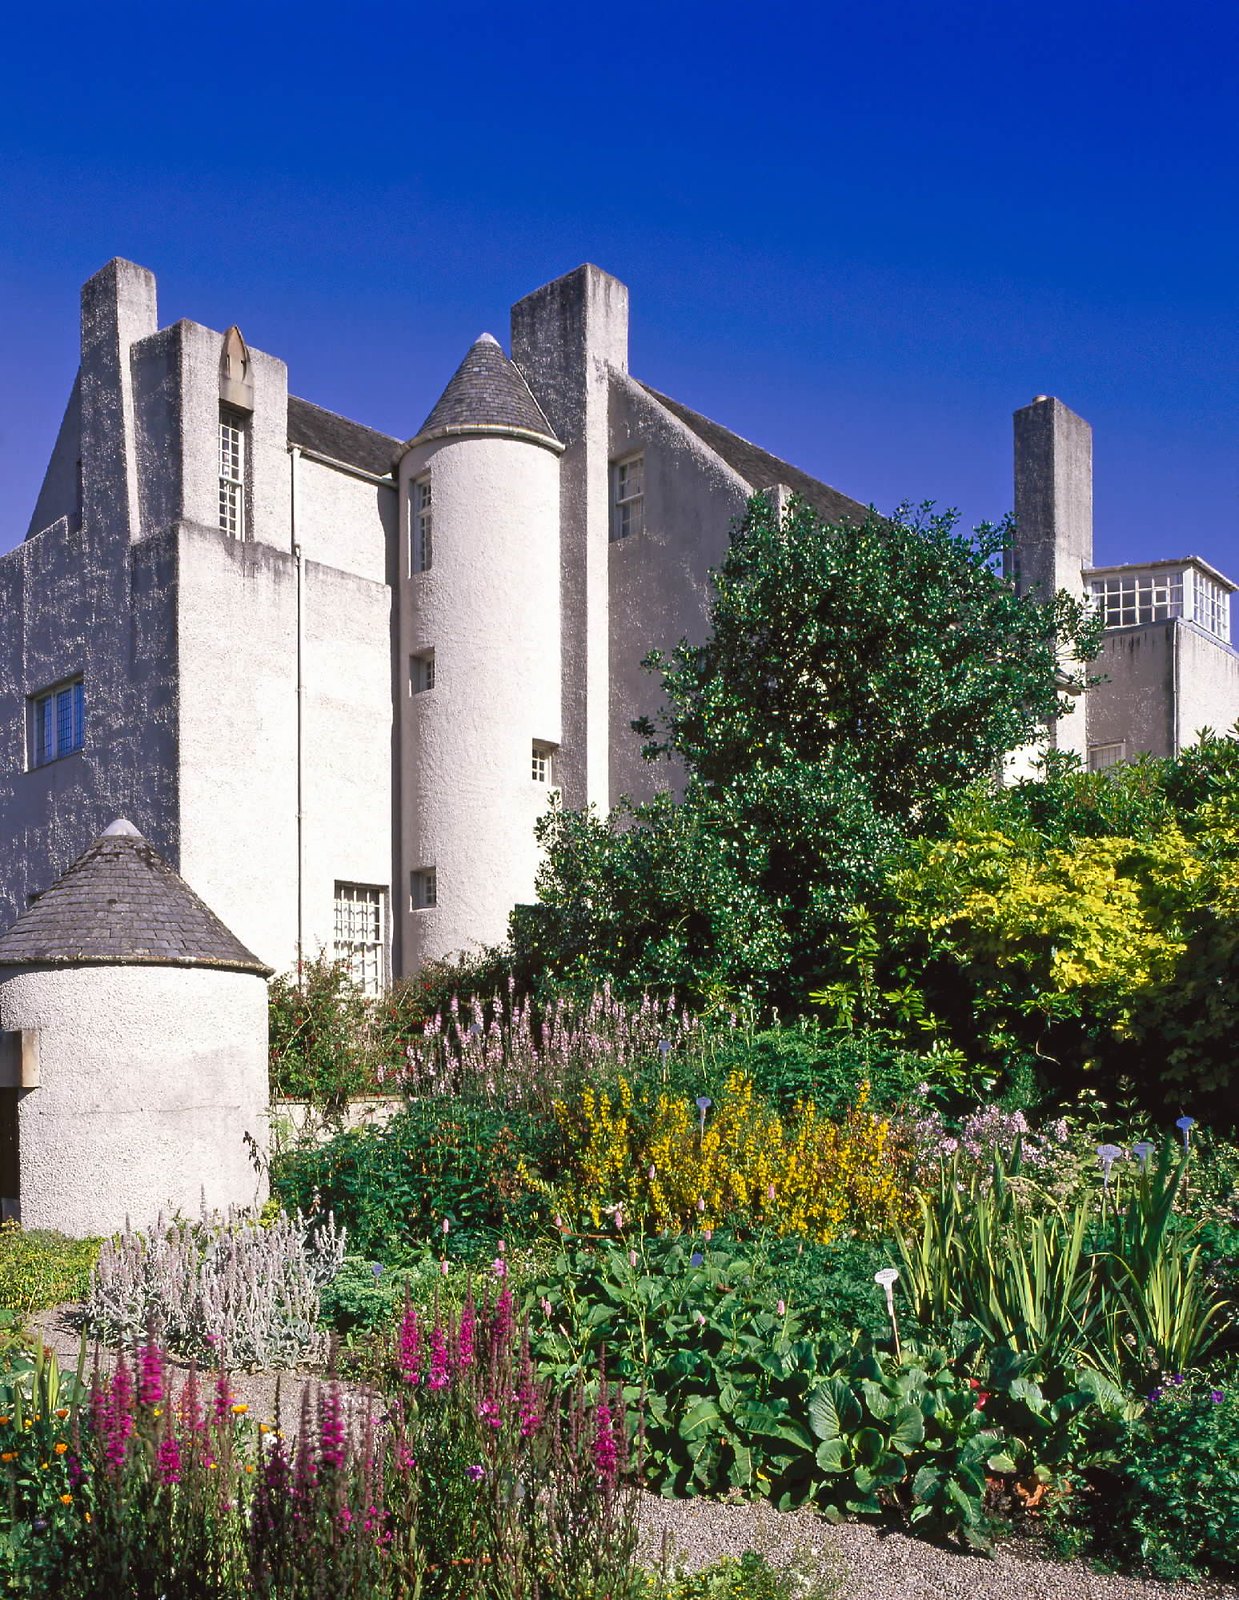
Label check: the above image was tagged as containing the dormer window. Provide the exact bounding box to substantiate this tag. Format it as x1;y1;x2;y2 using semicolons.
218;409;247;538
612;455;644;541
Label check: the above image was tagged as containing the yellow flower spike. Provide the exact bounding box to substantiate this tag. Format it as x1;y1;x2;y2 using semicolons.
60;1493;72;1505
231;1403;249;1415
53;1442;68;1455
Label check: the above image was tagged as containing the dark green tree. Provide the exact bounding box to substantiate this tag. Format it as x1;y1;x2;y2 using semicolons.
515;497;1099;1009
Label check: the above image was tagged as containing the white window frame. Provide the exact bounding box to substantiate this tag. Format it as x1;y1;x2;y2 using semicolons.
411;651;436;694
531;741;555;783
218;409;247;539
1088;742;1127;773
611;455;644;541
411;476;433;573
333;882;387;995
410;868;437;910
29;678;85;768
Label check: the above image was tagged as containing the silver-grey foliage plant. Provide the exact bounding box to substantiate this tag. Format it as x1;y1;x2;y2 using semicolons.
82;1207;346;1369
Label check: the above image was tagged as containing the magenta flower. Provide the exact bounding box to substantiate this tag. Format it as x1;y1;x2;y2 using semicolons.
593;1391;619;1485
213;1370;234;1424
318;1385;346;1472
492;1286;514;1344
138;1338;165;1409
155;1431;182;1486
427;1325;451;1390
398;1304;422;1385
466;1463;484;1481
1211;1390;1225;1403
456;1298;476;1370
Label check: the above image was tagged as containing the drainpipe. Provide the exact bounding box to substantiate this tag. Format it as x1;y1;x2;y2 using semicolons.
290;446;306;976
1171;619;1181;758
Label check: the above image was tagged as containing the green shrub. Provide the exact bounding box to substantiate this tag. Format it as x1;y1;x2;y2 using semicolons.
1108;1371;1239;1579
647;1551;840;1600
695;1024;925;1117
0;1224;99;1318
271;1099;552;1259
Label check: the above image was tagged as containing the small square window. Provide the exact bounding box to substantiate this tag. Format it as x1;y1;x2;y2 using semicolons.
29;678;84;768
611;455;644;541
411;651;436;694
1088;742;1126;773
531;741;558;784
333;882;386;995
411;476;433;573
411;868;437;910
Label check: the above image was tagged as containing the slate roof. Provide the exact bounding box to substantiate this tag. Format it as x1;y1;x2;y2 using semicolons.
288;396;399;477
0;821;271;975
639;384;867;525
410;334;560;449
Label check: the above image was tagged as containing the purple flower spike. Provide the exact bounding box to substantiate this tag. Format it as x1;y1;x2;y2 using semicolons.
1211;1390;1225;1403
466;1462;484;1481
696;1096;712;1113
1170;1373;1185;1385
1148;1386;1163;1403
690;1251;704;1267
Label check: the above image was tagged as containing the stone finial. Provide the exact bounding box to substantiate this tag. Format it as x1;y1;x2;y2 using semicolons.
220;326;254;412
102;818;142;837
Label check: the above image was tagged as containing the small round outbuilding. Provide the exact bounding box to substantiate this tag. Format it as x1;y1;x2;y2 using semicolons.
0;819;271;1237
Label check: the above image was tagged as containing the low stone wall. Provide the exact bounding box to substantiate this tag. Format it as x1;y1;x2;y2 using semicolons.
268;1096;406;1149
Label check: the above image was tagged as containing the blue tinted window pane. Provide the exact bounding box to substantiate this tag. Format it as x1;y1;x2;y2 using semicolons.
38;697;53;764
56;690;72;756
72;682;84;750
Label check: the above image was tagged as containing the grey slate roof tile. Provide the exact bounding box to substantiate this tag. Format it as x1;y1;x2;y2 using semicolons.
639;384;868;526
287;396;399;477
412;334;559;447
0;824;271;975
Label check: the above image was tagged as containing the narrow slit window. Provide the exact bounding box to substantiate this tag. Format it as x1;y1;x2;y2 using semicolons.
218;409;247;538
411;868;437;909
411;477;433;573
411;651;436;694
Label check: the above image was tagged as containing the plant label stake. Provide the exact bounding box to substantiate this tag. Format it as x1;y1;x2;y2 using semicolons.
874;1267;901;1359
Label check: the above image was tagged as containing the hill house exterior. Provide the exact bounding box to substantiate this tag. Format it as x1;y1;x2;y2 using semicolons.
1;258;1236;992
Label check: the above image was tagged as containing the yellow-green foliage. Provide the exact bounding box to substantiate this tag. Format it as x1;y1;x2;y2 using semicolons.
554;1072;913;1241
891;823;1202;1030
0;1224;100;1318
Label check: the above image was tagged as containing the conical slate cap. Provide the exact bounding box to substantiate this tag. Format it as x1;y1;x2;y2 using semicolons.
0;821;271;975
402;333;561;454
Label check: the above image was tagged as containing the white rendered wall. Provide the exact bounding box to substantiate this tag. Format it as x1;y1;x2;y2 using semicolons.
0;964;268;1238
176;526;395;980
292;457;396;585
398;433;561;967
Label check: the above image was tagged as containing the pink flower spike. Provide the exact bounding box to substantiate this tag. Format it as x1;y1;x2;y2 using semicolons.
628;1250;639;1268
777;1299;786;1316
440;1259;449;1276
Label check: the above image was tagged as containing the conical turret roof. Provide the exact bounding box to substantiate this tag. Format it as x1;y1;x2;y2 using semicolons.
404;333;561;453
0;820;271;975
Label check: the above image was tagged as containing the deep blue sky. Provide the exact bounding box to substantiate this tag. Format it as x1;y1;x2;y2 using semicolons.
2;1;1237;575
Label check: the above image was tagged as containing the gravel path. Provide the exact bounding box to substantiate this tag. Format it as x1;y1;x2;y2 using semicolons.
28;1306;1239;1600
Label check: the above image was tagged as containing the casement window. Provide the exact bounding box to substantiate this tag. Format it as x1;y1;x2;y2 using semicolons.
411;651;436;694
1088;742;1126;773
611;455;644;541
30;679;84;767
333;882;386;995
1090;572;1182;629
411;476;433;573
218;409;247;538
410;868;437;910
531;741;555;783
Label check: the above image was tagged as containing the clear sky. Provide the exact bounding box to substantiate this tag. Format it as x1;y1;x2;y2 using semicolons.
2;0;1237;575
